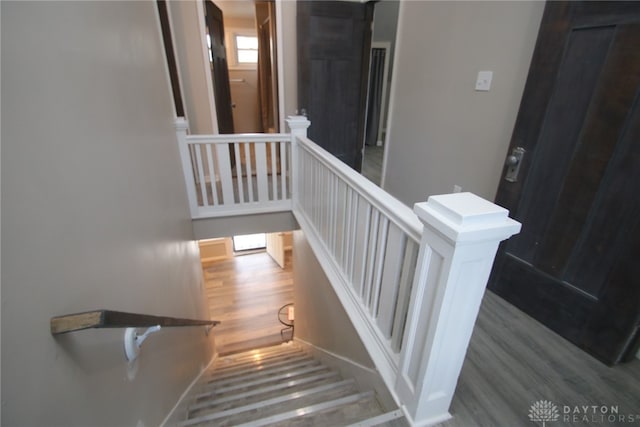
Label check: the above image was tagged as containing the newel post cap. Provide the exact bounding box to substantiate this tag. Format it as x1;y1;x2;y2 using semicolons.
414;192;521;244
286;115;311;130
174;117;189;131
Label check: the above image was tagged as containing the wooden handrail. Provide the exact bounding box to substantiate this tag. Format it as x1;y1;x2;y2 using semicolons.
50;310;220;335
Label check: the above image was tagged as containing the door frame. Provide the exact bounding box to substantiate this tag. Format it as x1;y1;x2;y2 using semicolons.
197;0;220;133
369;41;391;147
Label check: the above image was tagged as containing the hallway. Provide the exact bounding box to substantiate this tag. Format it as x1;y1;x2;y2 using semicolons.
203;250;293;355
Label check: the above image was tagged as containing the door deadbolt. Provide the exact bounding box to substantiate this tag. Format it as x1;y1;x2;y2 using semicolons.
504;147;525;182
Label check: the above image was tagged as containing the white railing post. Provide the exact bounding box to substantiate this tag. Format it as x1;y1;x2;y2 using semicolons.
175;118;199;218
286;115;310;207
396;192;521;427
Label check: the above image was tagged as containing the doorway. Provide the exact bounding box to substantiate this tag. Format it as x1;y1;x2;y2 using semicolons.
199;231;294;355
489;1;640;365
362;43;391;186
207;0;280;134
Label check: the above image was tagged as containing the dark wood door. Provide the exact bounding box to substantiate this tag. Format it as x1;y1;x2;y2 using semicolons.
204;0;234;134
489;1;640;365
297;0;373;171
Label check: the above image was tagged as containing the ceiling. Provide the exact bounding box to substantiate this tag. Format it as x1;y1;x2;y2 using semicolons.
214;0;255;20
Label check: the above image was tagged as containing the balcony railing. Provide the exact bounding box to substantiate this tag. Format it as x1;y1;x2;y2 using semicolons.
175;116;521;426
175;119;292;219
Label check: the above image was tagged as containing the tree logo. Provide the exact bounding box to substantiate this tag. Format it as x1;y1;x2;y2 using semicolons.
529;400;559;426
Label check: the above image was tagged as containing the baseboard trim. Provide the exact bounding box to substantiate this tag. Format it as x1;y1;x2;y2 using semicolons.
160;351;219;427
294;338;398;411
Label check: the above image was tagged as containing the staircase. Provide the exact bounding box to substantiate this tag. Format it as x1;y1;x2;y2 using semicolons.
179;343;407;426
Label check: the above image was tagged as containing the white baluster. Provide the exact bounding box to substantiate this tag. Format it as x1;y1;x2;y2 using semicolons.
270;142;278;200
254;142;269;202
205;144;219;206
243;143;255;202
194;145;208;207
279;141;287;199
233;143;244;203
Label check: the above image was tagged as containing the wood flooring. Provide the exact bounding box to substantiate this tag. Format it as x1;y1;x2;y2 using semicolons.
203;251;293;355
444;291;640;427
201;251;640;425
362;145;384;186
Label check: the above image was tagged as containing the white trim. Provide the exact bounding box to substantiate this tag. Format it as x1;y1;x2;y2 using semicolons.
197;0;219;134
292;207;402;406
371;42;391;147
296;136;422;241
153;2;177;119
294;337;398;411
186;133;290;144
165;5;188;120
294;338;378;376
379;1;404;190
159;351;219;427
344;410;405;427
191;201;293;220
275;0;286;132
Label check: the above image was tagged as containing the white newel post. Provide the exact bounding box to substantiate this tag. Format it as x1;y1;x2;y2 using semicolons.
396;192;521;427
175;118;199;218
286;115;310;207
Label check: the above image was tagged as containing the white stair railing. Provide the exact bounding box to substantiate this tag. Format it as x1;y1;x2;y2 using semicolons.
287;116;521;427
175;116;521;426
175;118;292;219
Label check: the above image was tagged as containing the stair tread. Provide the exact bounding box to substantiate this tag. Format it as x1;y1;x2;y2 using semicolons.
194;365;331;401
188;371;341;417
204;358;319;388
269;392;383;427
344;409;408;427
183;379;356;426
233;391;376;427
206;353;311;381
184;344;394;427
214;343;301;362
209;349;307;374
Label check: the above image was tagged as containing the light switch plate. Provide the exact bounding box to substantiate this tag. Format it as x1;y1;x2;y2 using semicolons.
475;71;493;91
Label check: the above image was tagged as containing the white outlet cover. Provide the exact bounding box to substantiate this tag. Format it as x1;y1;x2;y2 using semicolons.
475;71;493;91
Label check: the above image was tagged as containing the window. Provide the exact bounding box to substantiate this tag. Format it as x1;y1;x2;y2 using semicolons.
235;35;258;64
232;233;266;252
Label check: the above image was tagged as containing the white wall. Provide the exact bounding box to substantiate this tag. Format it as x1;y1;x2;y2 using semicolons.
1;2;213;425
278;0;298;119
292;231;374;368
169;0;217;133
383;1;544;204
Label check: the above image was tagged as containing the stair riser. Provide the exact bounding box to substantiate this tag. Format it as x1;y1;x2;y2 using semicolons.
206;353;310;382
205;360;319;389
188;374;344;418
182;380;356;426
186;383;360;427
184;344;392;427
209;350;307;375
194;365;331;400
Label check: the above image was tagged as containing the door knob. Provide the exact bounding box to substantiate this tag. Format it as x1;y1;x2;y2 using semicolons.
505;155;519;166
504;147;526;182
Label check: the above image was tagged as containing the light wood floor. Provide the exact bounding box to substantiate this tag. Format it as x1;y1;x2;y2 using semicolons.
362;145;384;186
201;252;640;425
203;250;293;355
